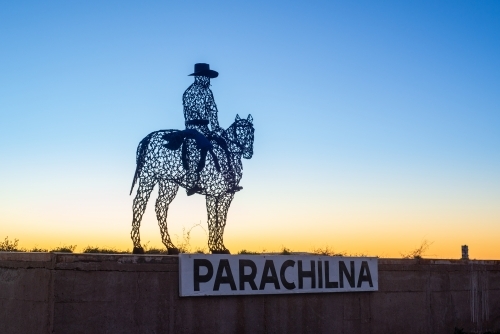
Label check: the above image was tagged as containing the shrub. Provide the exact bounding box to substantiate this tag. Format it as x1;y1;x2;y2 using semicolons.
140;241;168;254
175;223;207;253
0;236;25;252
238;249;260;255
312;247;347;257
401;240;433;259
50;245;77;253
144;247;168;254
82;246;126;254
30;247;48;252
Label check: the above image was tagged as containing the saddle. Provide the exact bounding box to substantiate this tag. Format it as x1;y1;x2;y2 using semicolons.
162;129;231;174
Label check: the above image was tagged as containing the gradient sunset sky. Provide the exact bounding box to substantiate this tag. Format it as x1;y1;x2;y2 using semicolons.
1;1;499;258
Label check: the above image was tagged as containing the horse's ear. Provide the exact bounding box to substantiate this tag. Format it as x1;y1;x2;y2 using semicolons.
247;114;253;123
235;114;241;120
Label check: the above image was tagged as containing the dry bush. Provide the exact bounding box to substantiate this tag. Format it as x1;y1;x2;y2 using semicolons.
238;249;260;255
175;223;207;253
193;248;207;254
0;236;24;252
82;246;127;254
30;246;48;252
400;240;433;259
312;246;347;257
141;242;168;254
50;245;77;253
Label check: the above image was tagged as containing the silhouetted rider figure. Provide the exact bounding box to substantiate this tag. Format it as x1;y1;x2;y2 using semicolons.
183;63;241;196
184;63;221;137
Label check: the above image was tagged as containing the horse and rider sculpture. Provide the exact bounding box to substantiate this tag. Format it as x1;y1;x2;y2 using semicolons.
130;63;254;254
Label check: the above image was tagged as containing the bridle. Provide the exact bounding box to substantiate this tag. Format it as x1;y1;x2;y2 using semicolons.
225;122;251;154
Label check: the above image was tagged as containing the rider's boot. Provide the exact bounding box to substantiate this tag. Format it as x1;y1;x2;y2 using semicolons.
226;182;243;193
186;172;204;196
187;184;204;196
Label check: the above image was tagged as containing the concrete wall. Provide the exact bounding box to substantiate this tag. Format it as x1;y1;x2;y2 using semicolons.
1;252;499;334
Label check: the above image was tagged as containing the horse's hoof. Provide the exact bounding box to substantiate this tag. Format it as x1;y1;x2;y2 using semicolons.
168;248;180;255
133;247;145;254
211;249;231;254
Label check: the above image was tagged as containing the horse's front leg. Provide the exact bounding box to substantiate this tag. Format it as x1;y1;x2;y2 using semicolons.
206;192;235;254
155;180;179;254
131;180;155;254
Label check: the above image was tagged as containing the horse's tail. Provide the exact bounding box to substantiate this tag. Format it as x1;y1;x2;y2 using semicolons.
129;131;157;195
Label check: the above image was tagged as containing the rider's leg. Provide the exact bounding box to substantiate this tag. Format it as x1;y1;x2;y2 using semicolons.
184;139;204;196
185;171;201;196
226;169;243;193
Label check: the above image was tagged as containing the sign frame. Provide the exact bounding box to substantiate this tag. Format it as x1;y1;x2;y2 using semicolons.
179;254;378;297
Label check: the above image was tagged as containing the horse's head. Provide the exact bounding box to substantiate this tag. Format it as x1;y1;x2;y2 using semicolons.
225;114;254;159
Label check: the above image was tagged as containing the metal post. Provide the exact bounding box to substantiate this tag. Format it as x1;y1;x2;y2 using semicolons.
461;245;469;260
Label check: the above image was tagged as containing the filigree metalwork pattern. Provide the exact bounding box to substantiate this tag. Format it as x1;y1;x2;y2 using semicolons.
130;114;254;254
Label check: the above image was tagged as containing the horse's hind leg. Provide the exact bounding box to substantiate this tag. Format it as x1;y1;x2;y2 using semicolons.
131;180;155;254
206;192;235;254
156;180;179;254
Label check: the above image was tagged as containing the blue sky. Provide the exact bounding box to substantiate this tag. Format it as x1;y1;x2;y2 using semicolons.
1;1;499;257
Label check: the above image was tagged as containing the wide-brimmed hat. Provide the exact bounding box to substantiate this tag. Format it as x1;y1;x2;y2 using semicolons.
188;63;218;78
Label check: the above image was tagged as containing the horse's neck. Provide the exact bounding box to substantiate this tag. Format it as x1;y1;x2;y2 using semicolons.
233;155;243;172
223;126;238;154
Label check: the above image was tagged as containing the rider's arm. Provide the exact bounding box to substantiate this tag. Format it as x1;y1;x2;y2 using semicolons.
207;90;223;134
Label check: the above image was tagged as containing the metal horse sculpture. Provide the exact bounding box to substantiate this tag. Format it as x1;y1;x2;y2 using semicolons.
130;114;254;254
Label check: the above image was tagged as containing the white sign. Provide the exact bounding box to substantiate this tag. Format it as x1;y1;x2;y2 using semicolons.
179;254;378;297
